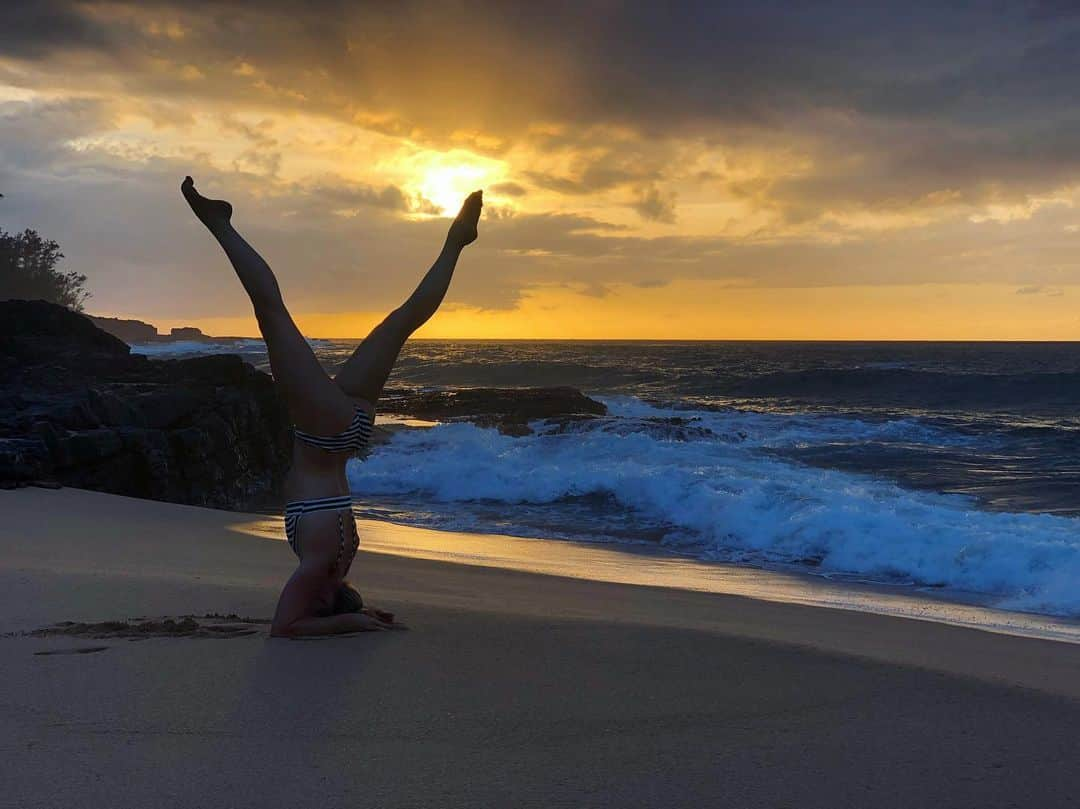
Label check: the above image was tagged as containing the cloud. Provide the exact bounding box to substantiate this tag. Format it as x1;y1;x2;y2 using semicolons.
2;1;1079;239
0;97;115;168
489;181;527;197
218;114;278;148
1017;285;1065;296
0;2;109;59
631;186;677;224
5;0;1080;333
293;180;415;213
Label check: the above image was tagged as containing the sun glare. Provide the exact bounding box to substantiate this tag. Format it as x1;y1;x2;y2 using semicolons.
416;163;488;215
399;150;506;216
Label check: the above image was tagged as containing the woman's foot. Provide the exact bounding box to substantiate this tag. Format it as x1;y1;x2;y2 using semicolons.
181;176;233;234
447;190;482;248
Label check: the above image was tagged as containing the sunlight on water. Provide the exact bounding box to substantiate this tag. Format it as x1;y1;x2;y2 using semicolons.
228;515;1080;644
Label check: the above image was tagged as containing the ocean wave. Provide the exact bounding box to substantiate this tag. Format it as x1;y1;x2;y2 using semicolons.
389;348;1080;414
714;368;1080;412
348;405;1080;616
130;339;267;357
596;396;974;449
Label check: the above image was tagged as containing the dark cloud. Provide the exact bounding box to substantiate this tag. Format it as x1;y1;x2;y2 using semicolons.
5;0;1080;325
5;2;1076;132
524;160;655;196
219;114;278;148
0;2;111;58
293;181;414;213
489;181;527;197
631;186;677;224
4;0;1080;216
521;133;671;196
1017;285;1065;296
764;116;1080;221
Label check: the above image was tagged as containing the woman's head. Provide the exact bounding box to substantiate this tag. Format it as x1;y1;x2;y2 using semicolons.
332;581;364;614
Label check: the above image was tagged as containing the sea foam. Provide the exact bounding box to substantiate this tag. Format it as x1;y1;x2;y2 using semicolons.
348;398;1080;616
129;339;267;357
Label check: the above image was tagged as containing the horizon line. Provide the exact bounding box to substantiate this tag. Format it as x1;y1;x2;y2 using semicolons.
154;335;1080;344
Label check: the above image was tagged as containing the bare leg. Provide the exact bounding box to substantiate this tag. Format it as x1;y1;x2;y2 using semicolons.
181;176;352;431
334;190;482;404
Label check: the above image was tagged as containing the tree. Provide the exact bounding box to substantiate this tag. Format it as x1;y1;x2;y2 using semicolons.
0;228;90;311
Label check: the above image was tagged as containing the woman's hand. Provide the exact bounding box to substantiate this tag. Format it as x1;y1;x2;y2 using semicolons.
363;605;396;624
348;612;393;631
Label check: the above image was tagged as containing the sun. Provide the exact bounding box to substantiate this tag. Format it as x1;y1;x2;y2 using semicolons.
416;163;488;215
400;149;507;216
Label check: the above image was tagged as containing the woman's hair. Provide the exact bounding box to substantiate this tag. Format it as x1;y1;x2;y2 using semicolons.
332;581;364;614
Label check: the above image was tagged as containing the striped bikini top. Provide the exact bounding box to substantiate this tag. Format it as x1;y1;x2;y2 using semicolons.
293;407;373;454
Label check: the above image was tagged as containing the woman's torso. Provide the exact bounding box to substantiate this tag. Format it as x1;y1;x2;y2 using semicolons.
284;438;351;501
282;402;373;594
283;438;357;598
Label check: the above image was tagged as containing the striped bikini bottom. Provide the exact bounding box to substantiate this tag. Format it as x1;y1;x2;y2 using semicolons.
283;495;359;574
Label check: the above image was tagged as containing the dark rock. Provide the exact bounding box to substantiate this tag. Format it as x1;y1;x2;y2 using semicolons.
60;429;124;466
87;313;239;346
87;315;160;344
46;398;102;430
130;388;204;429
86;387;143;427
0;437;51;483
169;326;205;339
3;299;130;361
0;300;291;508
378;386;607;435
31;420;61;454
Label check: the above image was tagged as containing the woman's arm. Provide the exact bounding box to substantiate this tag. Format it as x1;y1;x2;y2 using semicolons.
281;611;392;637
270;563;391;637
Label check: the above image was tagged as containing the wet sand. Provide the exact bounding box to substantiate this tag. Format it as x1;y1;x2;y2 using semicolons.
3;487;1080;808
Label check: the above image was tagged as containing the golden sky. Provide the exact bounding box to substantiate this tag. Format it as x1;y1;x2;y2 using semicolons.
3;2;1080;338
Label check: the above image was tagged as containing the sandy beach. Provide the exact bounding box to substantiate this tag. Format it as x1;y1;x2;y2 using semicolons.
3;486;1080;808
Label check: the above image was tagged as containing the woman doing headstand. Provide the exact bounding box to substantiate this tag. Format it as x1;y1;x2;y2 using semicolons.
181;175;481;637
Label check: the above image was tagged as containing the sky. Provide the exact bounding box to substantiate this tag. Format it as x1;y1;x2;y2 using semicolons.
2;1;1080;339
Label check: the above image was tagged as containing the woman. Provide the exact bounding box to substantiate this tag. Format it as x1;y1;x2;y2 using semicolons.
181;175;481;637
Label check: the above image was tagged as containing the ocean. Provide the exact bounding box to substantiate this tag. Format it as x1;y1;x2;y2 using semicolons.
133;339;1080;618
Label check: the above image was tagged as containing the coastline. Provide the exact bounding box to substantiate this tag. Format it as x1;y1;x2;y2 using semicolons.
5;486;1080;682
234;503;1080;645
4;486;1080;807
350;518;1080;645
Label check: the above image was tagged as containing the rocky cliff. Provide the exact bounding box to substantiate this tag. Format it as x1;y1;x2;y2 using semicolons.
86;315;160;344
87;315;235;344
1;300;291;508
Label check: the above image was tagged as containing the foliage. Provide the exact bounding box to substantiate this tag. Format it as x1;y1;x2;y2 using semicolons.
0;228;89;311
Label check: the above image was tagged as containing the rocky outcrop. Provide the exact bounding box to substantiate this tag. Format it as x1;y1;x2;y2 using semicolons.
87;315;159;344
378;386;606;435
1;299;290;508
87;315;242;345
168;326;206;340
